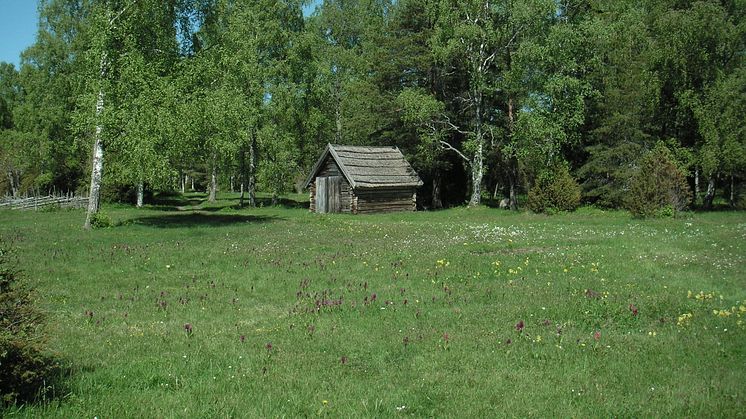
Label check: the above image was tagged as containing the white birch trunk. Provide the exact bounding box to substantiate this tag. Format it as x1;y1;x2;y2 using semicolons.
334;74;343;143
704;176;715;209
469;141;483;206
84;84;106;230
248;136;257;207
468;88;484;207
136;181;144;207
509;178;517;211
208;155;217;203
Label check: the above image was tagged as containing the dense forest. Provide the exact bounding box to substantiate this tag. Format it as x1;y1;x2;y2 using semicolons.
0;0;744;218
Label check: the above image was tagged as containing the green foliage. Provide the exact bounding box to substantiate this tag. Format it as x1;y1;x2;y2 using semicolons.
626;143;692;218
0;239;57;406
2;0;744;212
257;125;298;199
527;163;581;214
89;212;112;229
578;141;645;208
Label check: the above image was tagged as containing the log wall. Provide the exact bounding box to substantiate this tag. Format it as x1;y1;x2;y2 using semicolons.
355;187;417;214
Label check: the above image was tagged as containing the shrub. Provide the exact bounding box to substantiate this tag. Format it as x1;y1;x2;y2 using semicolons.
626;143;692;218
527;163;582;214
0;239;58;406
89;212;112;229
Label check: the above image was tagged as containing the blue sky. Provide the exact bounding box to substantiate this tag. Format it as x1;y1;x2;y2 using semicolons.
0;0;39;68
0;1;320;68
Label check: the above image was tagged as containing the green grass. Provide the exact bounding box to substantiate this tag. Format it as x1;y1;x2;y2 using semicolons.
2;192;745;417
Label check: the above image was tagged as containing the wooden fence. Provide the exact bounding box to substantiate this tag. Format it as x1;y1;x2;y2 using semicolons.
0;195;89;210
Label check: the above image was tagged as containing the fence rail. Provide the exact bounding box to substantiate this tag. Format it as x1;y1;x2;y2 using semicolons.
0;195;89;210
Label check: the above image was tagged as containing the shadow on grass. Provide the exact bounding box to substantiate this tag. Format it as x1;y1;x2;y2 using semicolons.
147;193;308;211
195;197;309;211
127;212;281;228
253;197;309;209
148;192;206;210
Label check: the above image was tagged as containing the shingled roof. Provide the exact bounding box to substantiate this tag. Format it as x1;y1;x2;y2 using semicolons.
305;144;423;189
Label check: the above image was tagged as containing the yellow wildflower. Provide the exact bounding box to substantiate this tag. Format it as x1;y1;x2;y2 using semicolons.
714;309;731;318
677;313;693;326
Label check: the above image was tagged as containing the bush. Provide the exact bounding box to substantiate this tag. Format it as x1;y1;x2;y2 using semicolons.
527;163;582;214
89;212;112;229
626;143;692;218
0;239;58;406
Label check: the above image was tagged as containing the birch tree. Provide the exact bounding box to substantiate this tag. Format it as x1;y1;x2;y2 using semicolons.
83;0;138;229
431;0;501;206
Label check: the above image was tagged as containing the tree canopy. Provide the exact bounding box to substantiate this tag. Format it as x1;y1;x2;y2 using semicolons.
0;0;743;217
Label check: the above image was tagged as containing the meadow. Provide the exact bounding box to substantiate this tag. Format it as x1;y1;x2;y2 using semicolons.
1;193;745;417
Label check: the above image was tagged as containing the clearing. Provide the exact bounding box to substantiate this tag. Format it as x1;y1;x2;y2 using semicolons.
2;193;745;417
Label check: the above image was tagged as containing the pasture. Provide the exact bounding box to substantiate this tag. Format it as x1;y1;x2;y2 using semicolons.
2;193;745;417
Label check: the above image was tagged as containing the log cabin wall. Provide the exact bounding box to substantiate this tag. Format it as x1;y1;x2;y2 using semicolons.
355;187;417;214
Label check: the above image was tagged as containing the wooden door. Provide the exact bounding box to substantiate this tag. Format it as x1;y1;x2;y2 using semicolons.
327;176;342;212
315;176;342;213
316;177;327;213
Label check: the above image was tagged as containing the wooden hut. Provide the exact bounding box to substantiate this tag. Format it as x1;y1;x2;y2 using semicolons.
304;144;423;214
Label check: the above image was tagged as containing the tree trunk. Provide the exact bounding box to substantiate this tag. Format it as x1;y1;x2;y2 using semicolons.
180;173;185;194
271;193;278;206
248;134;257;207
334;74;342;143
208;154;217;203
703;176;715;209
84;85;106;230
508;158;519;211
230;176;234;193
729;174;735;207
238;145;246;207
468;89;484;207
506;97;518;211
190;176;194;191
469;144;483;206
7;170;18;198
694;166;700;206
136;181;144;207
509;178;517;211
432;168;443;209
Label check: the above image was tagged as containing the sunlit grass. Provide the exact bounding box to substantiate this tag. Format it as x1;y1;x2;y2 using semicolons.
2;193;745;417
